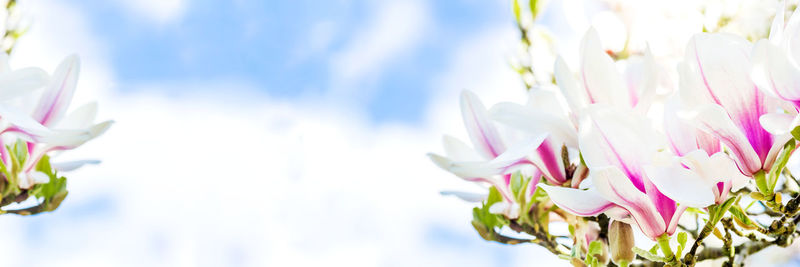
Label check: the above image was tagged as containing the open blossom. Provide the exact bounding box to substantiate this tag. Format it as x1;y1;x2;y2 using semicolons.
554;28;658;120
677;32;791;176
429;91;545;218
540;107;719;240
752;3;800;136
0;55;111;189
662;97;750;204
488;88;577;186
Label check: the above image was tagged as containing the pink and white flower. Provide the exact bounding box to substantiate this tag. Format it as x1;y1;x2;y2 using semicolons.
429;90;547;218
540;107;718;240
678;32;791;176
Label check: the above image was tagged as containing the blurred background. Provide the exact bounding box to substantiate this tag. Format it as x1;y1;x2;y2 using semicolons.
0;0;795;266
0;0;563;266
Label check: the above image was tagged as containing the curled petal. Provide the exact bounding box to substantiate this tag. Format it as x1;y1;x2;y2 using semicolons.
643;163;715;208
680;104;762;175
664;95;720;156
752;40;800;105
592;167;666;240
539;184;616;216
759;113;798;135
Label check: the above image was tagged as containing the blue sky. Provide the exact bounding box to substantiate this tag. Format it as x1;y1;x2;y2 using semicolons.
0;1;579;266
64;0;511;124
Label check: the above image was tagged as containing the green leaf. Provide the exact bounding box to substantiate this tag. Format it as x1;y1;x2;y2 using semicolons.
753;170;771;198
767;141;796;193
588;240;603;256
729;205;755;228
791;125;800;141
512;0;521;23
529;0;539;19
487;186;502;206
676;232;687;256
510;172;523;197
648;244;658;255
11;139;27;168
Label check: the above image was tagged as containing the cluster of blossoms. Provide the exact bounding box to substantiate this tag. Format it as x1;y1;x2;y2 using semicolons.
431;1;800;266
0;54;111;215
0;0;112;216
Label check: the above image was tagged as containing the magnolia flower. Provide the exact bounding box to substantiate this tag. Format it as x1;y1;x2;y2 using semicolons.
0;55;111;189
429;90;545;218
24;56;112;172
540;107;717;240
488;88;576;186
662;97;748;204
554;28;658;120
678;32;791;176
752;3;800;136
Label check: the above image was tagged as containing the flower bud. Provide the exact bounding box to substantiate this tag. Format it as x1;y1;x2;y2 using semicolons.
608;220;635;266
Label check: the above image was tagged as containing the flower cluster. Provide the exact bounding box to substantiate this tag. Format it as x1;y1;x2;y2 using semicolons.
431;1;800;266
0;54;111;215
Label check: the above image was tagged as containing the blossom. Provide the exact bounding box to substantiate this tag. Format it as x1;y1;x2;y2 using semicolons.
488;88;576;186
429;90;545;218
663;95;749;204
553;28;658;119
677;32;790;176
751;3;800;136
540;107;716;240
0;55;111;189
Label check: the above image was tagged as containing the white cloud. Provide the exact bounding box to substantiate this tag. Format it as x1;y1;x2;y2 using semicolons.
117;0;187;25
327;0;431;100
0;1;568;267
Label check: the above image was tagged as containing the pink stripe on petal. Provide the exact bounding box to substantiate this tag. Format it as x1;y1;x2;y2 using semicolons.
460;91;506;158
537;139;566;184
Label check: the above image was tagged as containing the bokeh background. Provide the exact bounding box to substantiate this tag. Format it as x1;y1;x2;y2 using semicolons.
0;0;796;266
0;0;560;266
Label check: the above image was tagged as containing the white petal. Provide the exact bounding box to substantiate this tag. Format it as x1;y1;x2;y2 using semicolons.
29;171;50;184
52;159;101;172
489;102;577;147
631;46;658;112
57;102;98;130
643;163;715;208
759;112;797;135
680;104;762;175
489;134;547;167
45;120;113;149
591;166;666;239
32;55;80;127
769;0;786;43
0;67;49;100
664;94;720;156
539;184;615;216
0;104;52;140
578;28;628;107
752;39;800;102
440;191;487;203
708;153;750;192
442;135;482;162
578;106;660;189
460;90;505;158
554;56;588;115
